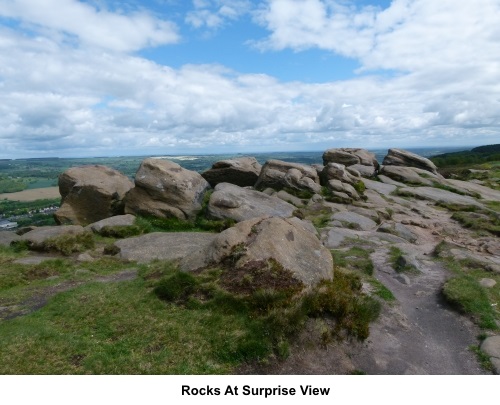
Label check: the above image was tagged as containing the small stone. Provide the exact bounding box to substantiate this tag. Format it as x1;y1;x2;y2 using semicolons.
479;278;497;288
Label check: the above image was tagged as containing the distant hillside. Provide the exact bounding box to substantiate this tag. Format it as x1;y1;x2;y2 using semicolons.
430;144;500;167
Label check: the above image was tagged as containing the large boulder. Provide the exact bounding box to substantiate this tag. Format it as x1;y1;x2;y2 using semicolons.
382;148;439;175
54;165;134;225
323;148;379;174
15;225;87;251
201;157;262;187
207;183;296;222
320;163;362;188
379;165;434;186
180;216;333;287
254;160;321;194
124;158;211;220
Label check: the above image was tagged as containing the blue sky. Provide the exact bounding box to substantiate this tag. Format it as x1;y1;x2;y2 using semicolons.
0;0;499;158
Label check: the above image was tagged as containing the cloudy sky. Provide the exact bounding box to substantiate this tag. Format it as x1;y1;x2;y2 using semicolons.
1;0;499;158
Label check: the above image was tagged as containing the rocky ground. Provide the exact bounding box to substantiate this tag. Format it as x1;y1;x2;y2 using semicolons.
1;147;499;374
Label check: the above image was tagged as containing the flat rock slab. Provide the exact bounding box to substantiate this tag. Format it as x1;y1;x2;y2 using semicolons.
14;256;59;265
113;232;217;263
18;226;86;249
86;214;136;233
331;211;377;231
446;179;500;202
0;231;20;246
322;227;408;248
362;178;397;196
398;187;483;207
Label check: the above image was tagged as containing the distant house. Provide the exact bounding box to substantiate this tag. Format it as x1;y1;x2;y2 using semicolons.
0;220;18;230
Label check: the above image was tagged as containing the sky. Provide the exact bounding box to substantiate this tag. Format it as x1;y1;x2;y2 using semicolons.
0;0;499;158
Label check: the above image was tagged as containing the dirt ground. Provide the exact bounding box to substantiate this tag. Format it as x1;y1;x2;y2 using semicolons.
0;187;60;201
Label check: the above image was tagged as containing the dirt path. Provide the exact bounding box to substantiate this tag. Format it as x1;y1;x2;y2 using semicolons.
346;246;487;374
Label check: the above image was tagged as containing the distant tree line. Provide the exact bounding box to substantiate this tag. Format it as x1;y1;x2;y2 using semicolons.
430;144;500;167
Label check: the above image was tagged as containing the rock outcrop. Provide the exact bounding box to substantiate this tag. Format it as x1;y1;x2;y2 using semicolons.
383;148;439;175
180;216;333;287
16;225;87;251
323;148;379;177
85;214;136;234
124;158;210;220
201;157;262;187
54;165;134;225
255;160;321;194
207;183;296;222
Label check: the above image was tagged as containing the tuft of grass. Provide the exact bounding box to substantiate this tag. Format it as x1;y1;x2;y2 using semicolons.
368;278;396;302
283;187;314;200
43;232;95;256
451;211;500;236
388;246;418;273
331;247;374;276
352;180;366;194
469;345;496;373
442;275;497;329
99;225;144;239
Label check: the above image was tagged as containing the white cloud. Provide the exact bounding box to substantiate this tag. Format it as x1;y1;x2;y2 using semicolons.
186;0;251;30
0;0;179;52
1;1;499;158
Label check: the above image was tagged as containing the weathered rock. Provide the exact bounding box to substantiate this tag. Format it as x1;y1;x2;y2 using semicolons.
380;165;434;186
255;160;321;194
124;158;211;220
112;232;217;263
16;225;86;251
0;231;20;246
323;148;379;168
348;164;377;178
321;227;408;248
85;214;136;234
207;183;296;222
377;174;407;188
331;211;377;231
398;187;483;207
201;157;262;187
362;178;397;196
180;216;333;286
382;148;439;175
276;190;306;207
54;165;134;225
377;223;418;243
445;179;500;201
480;335;500;374
327;180;360;200
320;163;360;186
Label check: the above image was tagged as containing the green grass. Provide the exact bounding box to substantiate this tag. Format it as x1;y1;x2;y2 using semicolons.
0;244;381;374
331;247;374;276
388;246;418;274
469;345;496;373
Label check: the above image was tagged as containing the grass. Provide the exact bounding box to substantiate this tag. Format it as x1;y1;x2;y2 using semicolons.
331;247;374;276
469;345;496;373
435;201;500;236
388;246;418;274
0;243;381;374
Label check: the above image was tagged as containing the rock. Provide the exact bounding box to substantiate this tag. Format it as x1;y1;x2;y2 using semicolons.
85;214;137;234
180;216;333;287
377;174;407;188
362;179;397;196
207;183;296;222
16;226;37;236
380;165;433;186
0;231;20;246
276;190;306;207
348;164;377;177
16;225;86;251
321;227;408;248
445;179;500;201
54;165;134;225
382;148;439;175
480;335;500;374
331;211;377;231
394;223;418;243
395;274;411;285
124;158;211;220
112;232;217;263
255;160;321;194
326;180;360;200
76;252;95;262
13;256;52;265
323;148;379;168
479;278;497;288
201;157;262;187
320;163;360;186
398;187;483;207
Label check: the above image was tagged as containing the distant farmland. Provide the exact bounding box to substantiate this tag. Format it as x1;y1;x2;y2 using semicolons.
0;187;60;201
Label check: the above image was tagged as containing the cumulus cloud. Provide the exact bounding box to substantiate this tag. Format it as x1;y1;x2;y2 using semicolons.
0;0;179;52
186;0;252;30
1;0;499;158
